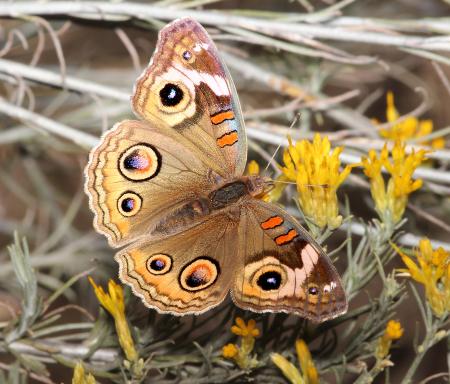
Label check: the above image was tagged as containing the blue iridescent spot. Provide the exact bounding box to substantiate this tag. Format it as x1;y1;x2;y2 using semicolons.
182;50;192;60
124;151;149;170
160;83;183;107
150;259;165;271
308;286;319;295
257;271;281;291
121;198;135;212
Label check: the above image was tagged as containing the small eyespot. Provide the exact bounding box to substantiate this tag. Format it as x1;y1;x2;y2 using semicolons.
159;83;184;107
117;192;142;217
182;50;192;60
308;284;319;295
147;254;172;275
119;144;161;181
179;257;219;291
257;271;282;291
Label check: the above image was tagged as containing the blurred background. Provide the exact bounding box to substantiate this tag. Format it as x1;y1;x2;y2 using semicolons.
0;0;449;383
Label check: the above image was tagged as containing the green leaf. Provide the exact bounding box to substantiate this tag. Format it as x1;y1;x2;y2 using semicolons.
6;233;41;343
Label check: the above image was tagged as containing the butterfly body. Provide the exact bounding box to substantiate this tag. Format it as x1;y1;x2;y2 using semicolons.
85;18;347;322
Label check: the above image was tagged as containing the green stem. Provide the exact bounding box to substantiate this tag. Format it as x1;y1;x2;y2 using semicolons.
401;318;446;384
353;359;386;384
401;337;430;384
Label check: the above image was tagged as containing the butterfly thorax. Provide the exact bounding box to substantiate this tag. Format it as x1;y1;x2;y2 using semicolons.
151;175;266;237
209;175;266;209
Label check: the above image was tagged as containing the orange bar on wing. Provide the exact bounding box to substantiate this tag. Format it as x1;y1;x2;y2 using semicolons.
275;229;298;245
211;110;235;125
217;131;238;148
261;216;284;230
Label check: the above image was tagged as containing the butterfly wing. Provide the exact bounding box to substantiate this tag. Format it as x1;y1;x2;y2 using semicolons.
115;214;238;315
132;17;247;177
85;119;221;248
232;200;347;322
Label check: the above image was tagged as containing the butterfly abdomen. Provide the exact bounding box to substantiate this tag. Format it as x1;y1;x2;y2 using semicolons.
151;198;211;236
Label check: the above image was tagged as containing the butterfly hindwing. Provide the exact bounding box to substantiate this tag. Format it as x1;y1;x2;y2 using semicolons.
115;214;239;315
231;200;347;322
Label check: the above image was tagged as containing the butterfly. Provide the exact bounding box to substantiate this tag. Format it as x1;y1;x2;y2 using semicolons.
85;17;347;322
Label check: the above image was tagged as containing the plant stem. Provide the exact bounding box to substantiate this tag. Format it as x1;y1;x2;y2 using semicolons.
0;2;450;52
401;318;446;384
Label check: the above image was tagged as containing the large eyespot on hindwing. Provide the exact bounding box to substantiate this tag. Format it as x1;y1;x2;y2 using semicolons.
179;257;220;292
146;254;172;275
157;81;191;114
252;263;287;292
117;191;142;217
119;143;161;181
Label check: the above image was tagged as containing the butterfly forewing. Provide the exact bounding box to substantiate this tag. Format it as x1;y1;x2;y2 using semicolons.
132;18;247;177
85;119;216;247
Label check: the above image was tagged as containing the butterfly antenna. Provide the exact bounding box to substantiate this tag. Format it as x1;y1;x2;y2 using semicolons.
263;112;300;173
272;180;297;185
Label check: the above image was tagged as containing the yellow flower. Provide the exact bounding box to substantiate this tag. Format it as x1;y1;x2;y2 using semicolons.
385;320;404;340
376;320;403;360
231;317;260;337
247;160;260;176
271;340;319;384
296;340;319;384
222;317;259;369
222;343;239;359
280;134;355;230
377;91;445;149
89;278;138;363
271;353;304;384
72;362;96;384
393;239;450;317
362;141;427;224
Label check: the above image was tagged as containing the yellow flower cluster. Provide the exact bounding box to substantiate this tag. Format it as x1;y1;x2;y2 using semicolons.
377;91;444;149
89;278;138;363
375;320;404;360
362;141;427;224
72;362;96;384
222;317;259;369
281;134;354;230
271;340;319;384
394;239;450;317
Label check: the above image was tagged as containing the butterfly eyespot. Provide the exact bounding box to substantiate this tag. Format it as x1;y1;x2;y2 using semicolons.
182;50;192;60
160;83;184;107
117;192;142;217
179;257;219;291
308;284;319;295
250;262;287;293
119;143;161;181
147;254;172;275
257;271;282;291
